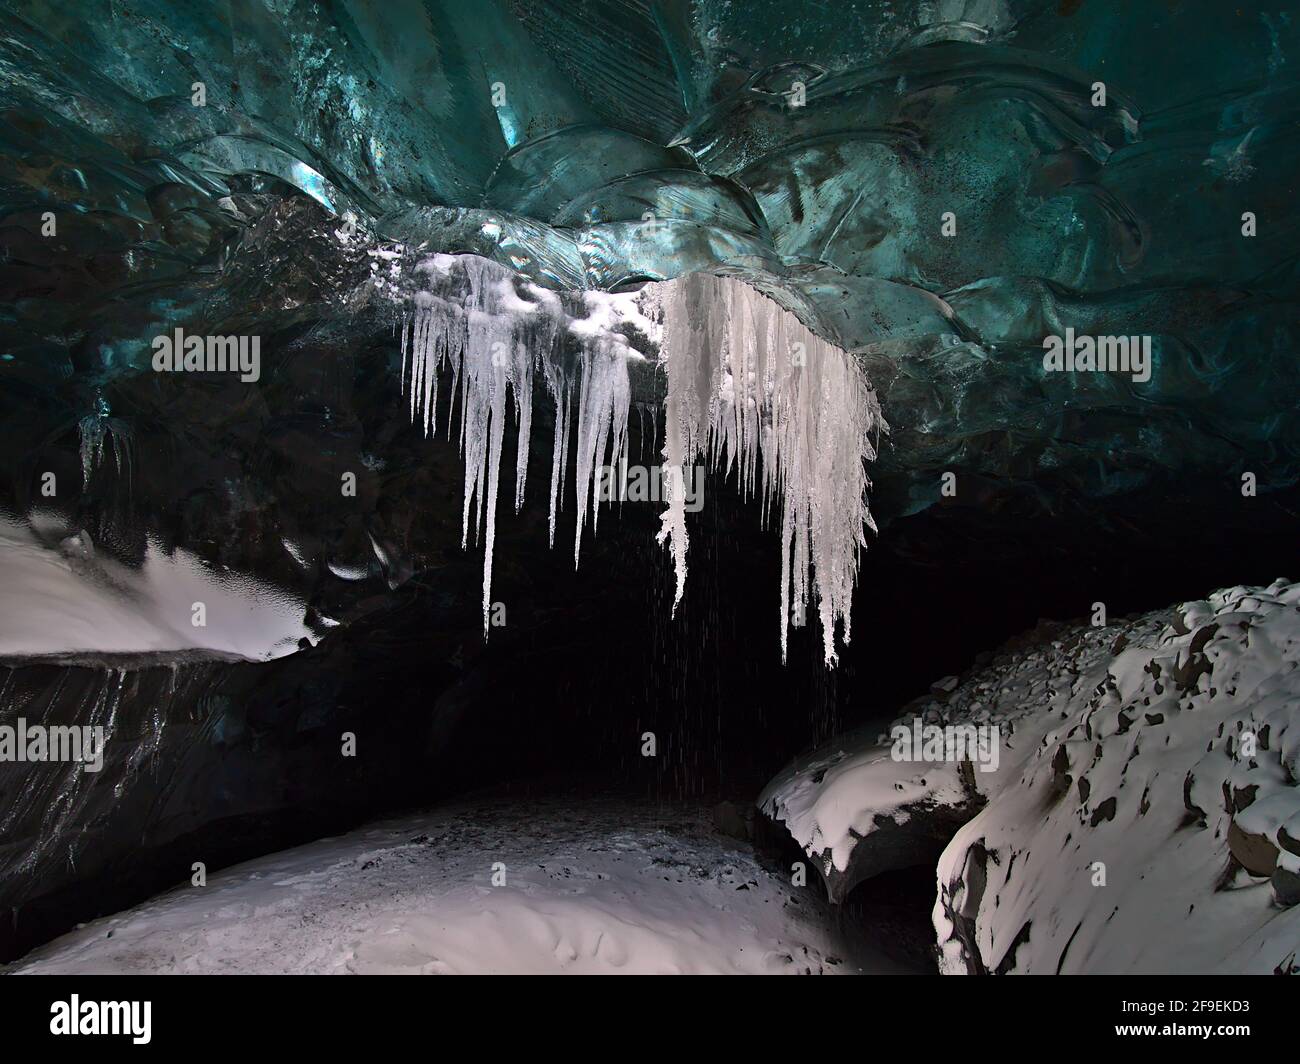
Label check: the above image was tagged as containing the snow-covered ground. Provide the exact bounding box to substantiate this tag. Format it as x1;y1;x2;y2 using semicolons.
8;797;901;975
761;579;1300;973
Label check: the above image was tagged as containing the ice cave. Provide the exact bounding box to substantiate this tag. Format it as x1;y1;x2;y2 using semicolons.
0;0;1298;1002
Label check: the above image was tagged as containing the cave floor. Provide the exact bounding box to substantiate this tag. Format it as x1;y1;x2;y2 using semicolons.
9;793;920;975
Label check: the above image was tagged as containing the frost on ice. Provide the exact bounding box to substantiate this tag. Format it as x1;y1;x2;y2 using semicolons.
398;255;883;661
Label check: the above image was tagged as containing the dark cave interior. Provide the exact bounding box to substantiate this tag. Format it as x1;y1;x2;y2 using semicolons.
5;394;1296;963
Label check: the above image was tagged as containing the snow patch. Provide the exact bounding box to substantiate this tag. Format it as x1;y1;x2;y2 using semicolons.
0;515;311;662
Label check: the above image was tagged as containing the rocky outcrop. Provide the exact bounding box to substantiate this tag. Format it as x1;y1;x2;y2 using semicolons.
934;580;1300;974
758;610;1150;903
761;579;1300;973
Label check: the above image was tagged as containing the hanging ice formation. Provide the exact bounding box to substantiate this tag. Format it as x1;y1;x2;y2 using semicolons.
399;256;631;633
400;256;882;664
78;395;134;498
644;273;882;665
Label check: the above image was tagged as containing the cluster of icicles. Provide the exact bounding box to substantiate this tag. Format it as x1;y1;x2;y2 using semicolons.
399;255;882;664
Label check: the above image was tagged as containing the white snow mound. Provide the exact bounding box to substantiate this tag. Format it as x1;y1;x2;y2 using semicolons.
761;579;1300;973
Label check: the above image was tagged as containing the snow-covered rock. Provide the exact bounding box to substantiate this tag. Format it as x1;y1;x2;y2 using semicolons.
7;797;902;975
0;515;312;662
758;612;1148;902
760;579;1300;973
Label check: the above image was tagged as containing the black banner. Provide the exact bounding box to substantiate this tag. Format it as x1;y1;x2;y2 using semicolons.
0;975;1290;1050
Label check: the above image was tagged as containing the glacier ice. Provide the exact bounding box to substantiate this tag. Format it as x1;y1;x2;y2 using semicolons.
3;0;1298;570
77;398;133;496
399;255;883;662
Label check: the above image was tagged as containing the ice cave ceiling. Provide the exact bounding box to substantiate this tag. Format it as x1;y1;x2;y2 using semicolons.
1;0;1298;657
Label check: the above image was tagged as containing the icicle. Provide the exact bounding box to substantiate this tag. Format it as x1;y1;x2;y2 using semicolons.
571;338;631;568
399;256;629;633
398;256;882;664
78;396;134;502
540;354;572;549
399;257;560;633
644;273;883;665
